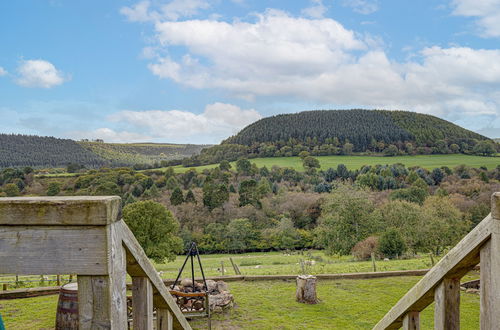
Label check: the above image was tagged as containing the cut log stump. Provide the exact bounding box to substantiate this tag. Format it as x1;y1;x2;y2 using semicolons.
296;275;318;304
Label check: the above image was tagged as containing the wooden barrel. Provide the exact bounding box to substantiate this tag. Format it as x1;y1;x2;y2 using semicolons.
55;282;79;329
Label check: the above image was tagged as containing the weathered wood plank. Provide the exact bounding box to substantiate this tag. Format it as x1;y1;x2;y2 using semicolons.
373;215;494;330
78;276;112;330
0;226;108;275
492;192;500;219
402;312;419;330
116;220;191;330
107;221;128;329
0;196;121;225
157;308;171;330
132;277;154;330
434;278;460;330
480;222;500;329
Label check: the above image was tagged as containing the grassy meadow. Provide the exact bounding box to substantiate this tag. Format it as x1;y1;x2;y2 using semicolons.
172;154;500;173
154;250;435;279
1;275;480;329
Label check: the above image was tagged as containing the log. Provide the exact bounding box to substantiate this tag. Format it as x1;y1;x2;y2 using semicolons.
296;275;318;304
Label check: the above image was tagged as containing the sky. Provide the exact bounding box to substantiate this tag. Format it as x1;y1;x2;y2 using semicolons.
1;0;500;144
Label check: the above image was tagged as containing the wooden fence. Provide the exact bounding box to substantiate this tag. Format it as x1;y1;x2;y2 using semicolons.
0;196;191;330
374;192;500;329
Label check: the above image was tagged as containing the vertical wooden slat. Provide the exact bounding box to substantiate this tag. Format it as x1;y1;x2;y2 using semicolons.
402;311;420;330
168;310;173;330
108;221;128;329
156;308;169;330
78;275;112;330
434;278;460;330
480;230;500;329
132;277;154;330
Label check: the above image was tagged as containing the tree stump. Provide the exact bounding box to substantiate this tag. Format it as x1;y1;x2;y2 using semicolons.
296;275;318;304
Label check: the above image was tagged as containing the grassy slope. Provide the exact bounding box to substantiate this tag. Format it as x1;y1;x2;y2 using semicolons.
1;276;480;329
172;154;500;173
79;141;209;165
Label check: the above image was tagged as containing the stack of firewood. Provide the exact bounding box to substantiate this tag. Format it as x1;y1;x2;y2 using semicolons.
172;278;234;312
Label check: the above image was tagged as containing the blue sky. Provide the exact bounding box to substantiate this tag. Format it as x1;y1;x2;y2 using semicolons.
1;0;500;144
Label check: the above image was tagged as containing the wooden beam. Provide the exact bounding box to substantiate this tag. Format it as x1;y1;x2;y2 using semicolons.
157;308;174;330
0;196;121;226
402;312;419;330
78;276;112;330
0;226;108;275
373;215;494;330
132;277;154;330
480;222;500;329
492;192;500;220
107;221;128;328
116;220;192;330
434;278;460;330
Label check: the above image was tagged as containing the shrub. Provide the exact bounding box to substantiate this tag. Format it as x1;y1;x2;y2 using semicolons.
351;236;379;260
379;229;406;258
46;182;61;196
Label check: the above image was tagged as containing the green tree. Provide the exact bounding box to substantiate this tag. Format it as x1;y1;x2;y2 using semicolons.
239;179;260;207
46;182;61;196
203;183;229;211
219;160;232;171
185;189;196;203
473;140;497;156
3;183;20;197
123;201;183;263
383;145;399;156
315;185;376;254
226;218;257;252
170;187;184;206
236;158;252;175
379;229;406;258
302;156;320;173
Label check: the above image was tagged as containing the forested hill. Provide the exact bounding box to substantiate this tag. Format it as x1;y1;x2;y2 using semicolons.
0;134;210;169
0;134;105;168
181;110;496;167
224;110;487;148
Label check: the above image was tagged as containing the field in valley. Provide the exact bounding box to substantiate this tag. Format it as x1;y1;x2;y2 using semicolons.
172;154;500;173
1;275;480;329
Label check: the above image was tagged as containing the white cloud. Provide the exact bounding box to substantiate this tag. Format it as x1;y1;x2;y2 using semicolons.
15;59;68;88
68;128;152;143
108;103;261;143
120;0;210;22
0;67;7;76
341;0;379;15
302;0;327;19
452;0;500;37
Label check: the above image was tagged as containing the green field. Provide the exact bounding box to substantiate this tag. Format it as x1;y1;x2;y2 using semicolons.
154;251;435;279
0;276;480;329
172;154;500;173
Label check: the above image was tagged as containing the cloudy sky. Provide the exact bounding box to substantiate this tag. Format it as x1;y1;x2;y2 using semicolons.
1;0;500;143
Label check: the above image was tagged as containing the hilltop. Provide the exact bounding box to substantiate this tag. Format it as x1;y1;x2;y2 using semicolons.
182;110;495;166
0;134;209;168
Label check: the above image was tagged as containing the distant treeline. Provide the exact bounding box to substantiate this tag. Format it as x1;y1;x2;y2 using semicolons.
179;110;497;167
0;134;105;168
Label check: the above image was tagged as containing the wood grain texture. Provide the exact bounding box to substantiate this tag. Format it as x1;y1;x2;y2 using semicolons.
78;276;112;330
373;215;494;330
480;223;500;329
132;277;153;330
0;226;108;275
116;220;191;330
434;278;460;330
0;196;121;226
492;192;500;220
402;312;420;330
156;308;173;330
107;221;128;329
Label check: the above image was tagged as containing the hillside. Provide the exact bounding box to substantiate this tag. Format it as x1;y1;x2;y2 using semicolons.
78;141;210;167
0;134;105;168
182;110;494;166
0;134;209;168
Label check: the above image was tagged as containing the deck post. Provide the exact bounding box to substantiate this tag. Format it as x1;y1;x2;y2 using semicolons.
132;277;154;330
157;308;174;330
434;278;460;330
402;311;420;330
480;193;500;329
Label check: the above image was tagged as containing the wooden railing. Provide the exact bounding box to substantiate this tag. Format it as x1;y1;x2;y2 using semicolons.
0;196;191;330
374;192;500;330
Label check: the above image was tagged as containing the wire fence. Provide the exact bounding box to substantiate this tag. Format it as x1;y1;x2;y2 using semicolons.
0;274;75;290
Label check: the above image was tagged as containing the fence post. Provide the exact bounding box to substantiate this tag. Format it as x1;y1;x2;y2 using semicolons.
480;193;500;329
434;278;460;329
402;311;420;330
371;252;377;272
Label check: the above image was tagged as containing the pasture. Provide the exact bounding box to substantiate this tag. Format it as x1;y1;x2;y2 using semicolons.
173;154;500;173
0;275;480;329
